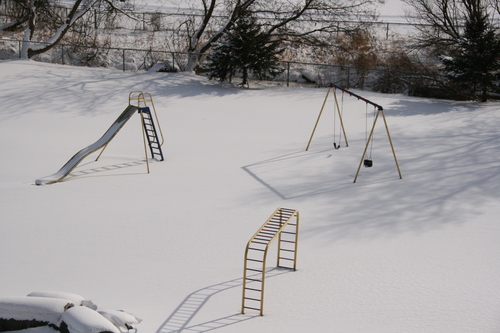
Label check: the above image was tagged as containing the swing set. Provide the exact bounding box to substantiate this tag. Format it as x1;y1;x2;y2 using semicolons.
306;84;402;183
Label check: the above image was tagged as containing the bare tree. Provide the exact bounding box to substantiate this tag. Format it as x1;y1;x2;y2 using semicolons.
404;0;500;100
403;0;499;51
0;0;63;33
170;0;383;72
4;0;131;59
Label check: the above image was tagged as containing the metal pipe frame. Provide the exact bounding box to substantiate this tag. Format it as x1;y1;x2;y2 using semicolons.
305;87;348;151
307;85;402;183
353;108;402;183
242;208;299;316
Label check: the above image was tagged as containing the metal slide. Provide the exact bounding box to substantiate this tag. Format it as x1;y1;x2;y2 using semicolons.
35;105;138;186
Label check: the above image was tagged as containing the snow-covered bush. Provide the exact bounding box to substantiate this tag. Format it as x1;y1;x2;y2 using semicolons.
0;296;73;331
28;291;97;310
59;306;120;333
0;292;140;333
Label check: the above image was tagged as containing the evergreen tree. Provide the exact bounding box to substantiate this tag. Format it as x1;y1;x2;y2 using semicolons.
206;10;284;87
441;0;500;102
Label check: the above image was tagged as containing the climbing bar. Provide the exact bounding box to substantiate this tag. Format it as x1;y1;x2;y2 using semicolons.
242;208;299;316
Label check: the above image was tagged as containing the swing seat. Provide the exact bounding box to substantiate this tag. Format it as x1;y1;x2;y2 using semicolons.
363;159;373;167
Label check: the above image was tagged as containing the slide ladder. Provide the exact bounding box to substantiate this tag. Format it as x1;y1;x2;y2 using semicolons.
139;107;164;161
242;208;299;316
129;91;165;172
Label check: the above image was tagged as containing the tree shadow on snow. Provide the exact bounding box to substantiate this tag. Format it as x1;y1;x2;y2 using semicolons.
0;60;239;119
241;109;500;240
383;98;485;117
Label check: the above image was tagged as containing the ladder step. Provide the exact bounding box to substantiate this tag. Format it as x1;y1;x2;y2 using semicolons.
279;257;294;261
246;278;262;282
281;231;296;235
245;268;262;272
244;297;262;302
245;287;262;292
280;240;296;244
250;240;268;245
246;258;263;263
243;306;261;311
279;248;295;252
268;220;285;224
262;226;279;230
248;247;265;252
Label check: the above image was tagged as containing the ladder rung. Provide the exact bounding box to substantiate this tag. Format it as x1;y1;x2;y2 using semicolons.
243;306;261;311
279;257;294;261
281;231;296;235
245;287;262;292
245;268;262;272
246;278;262;282
280;240;296;244
244;297;262;302
263;226;279;230
246;258;263;263
250;240;268;245
248;247;265;251
279;248;295;252
268;220;285;224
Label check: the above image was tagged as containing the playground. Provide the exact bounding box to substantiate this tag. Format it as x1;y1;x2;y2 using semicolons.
0;59;499;332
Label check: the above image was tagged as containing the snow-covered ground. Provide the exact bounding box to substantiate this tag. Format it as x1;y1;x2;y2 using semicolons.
0;59;499;332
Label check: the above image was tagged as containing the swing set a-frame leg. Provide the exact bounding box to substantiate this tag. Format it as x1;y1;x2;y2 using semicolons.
306;87;348;151
353;109;402;183
306;88;330;151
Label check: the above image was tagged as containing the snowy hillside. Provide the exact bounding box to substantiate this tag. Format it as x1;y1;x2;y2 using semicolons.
0;59;499;333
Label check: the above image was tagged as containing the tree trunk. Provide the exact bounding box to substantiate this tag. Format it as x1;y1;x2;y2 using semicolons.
481;86;488;102
185;53;200;72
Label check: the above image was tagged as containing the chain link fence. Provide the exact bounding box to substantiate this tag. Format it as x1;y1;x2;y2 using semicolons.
1;37;445;95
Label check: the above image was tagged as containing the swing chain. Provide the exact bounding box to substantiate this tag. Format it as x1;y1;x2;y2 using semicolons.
333;89;343;149
363;103;376;168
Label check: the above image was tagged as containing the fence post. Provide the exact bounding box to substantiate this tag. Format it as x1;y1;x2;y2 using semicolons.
61;44;64;65
347;67;350;88
287;62;290;87
123;49;125;72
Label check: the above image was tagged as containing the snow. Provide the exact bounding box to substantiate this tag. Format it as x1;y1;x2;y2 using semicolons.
0;59;499;333
60;306;119;333
0;296;72;324
27;291;97;310
98;310;141;331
